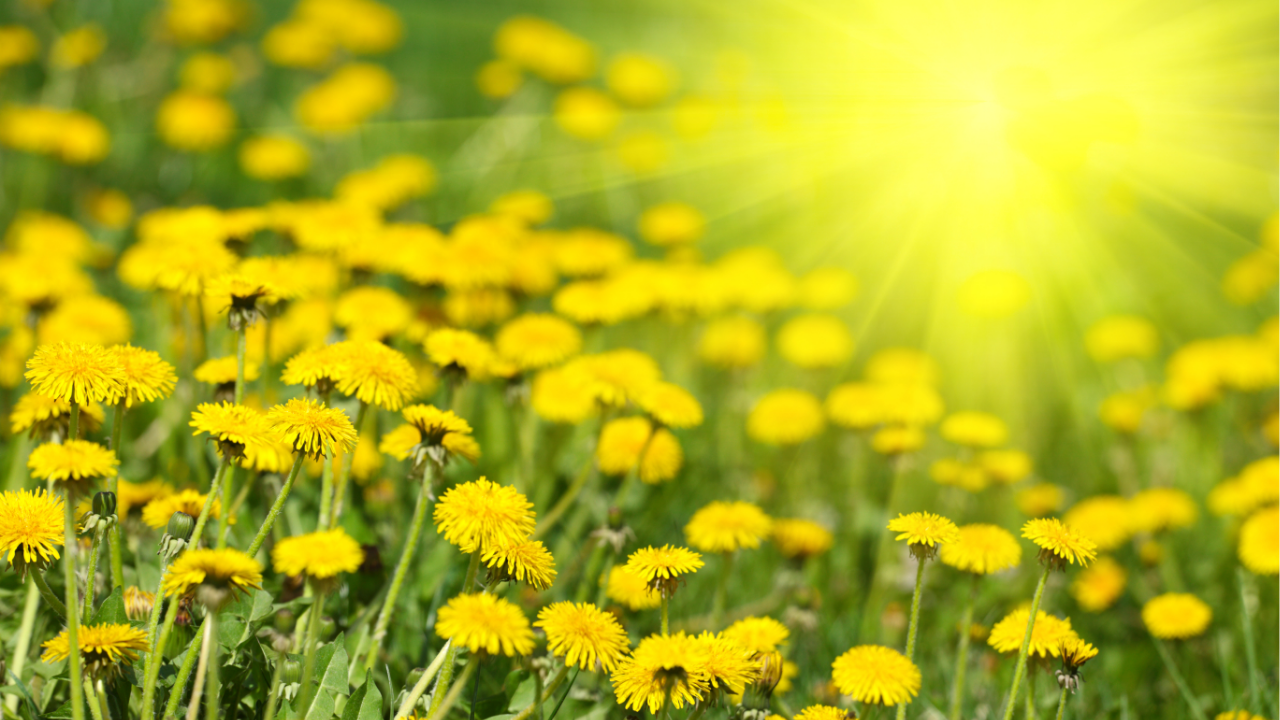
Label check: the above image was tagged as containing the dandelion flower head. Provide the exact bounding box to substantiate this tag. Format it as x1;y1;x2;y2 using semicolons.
684;500;772;554
536;601;630;672
830;645;921;706
433;477;536;553
436;592;534;656
939;523;1021;575
272;528;364;579
1142;593;1212;639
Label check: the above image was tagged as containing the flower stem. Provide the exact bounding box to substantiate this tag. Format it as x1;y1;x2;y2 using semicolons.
427;552;482;718
317;450;336;530
394;640;453;719
1054;686;1068;720
262;651;286;720
1001;566;1051;720
660;595;670;635
246;454;305;557
710;552;735;628
108;402;126;590
184;613;216;720
33;568;68;618
233;325;246;405
427;651;478;720
297;588;328;714
329;401;368;529
164;616;209;720
511;665;569;720
1152;637;1207;720
83;529;103;622
1238;568;1264;713
363;461;440;673
4;580;40;715
533;451;596;541
1025;671;1036;720
948;575;979;720
190;456;231;549
70;402;80;440
142;574;182;718
895;557;928;720
63;496;85;720
82;678;104;720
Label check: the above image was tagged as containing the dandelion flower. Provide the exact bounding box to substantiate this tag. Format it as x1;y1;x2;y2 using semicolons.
596;417;683;483
425;328;496;379
637;381;703;429
1128;487;1198;534
796;706;851;720
825;383;886;430
401;404;473;446
612;633;711;713
831;645;921;706
887;512;959;560
1023;518;1097;569
978;449;1032;484
496;313;582;371
866;348;937;386
1239;506;1279;575
41;623;148;679
1142;593;1212;639
162;548;263;601
1069;556;1127;612
776;314;854;369
1216;712;1269;720
536;601;630;672
747;389;825;446
530;365;597;424
987;609;1078;657
1085;315;1158;362
436;592;534;656
723;616;789;654
0;488;64;564
334;340;417;410
433;477;536;553
940;411;1008;448
267;398;358;458
25;342;125;404
281;345;345;391
871;425;926;456
1017;483;1064;517
684;501;772;554
482;538;557;589
626;545;703;596
190;402;272;458
194;356;261;385
696;631;758;695
637;202;703;246
272;528;363;580
140;489;221;530
940;524;1021;575
28;440;117;494
1058;637;1098;670
771;519;834;560
698;315;766;368
606;566;662;610
10;393;104;439
110;345;177;407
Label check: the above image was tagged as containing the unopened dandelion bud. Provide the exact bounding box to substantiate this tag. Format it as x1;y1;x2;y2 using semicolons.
159;511;195;560
124;586;155;621
754;651;785;697
274;609;297;633
82;490;118;534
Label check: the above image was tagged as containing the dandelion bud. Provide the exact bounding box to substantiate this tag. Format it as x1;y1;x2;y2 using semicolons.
124;586;155;621
281;658;303;685
753;651;785;697
274;609;297;633
81;491;118;534
159;511;195;561
316;615;337;641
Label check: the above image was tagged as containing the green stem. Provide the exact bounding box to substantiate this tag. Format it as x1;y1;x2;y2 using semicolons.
4;580;40;715
82;678;104;720
427;552;482;718
64;496;85;720
685;701;708;720
163;616;208;720
190;456;231;549
108;403;125;590
948;575;979;720
362;461;441;674
185;613;219;720
394;640;453;719
33;568;68;618
511;665;569;720
316;450;335;530
262;652;286;720
660;595;670;635
1001;566;1051;720
83;530;103;622
141;596;180;718
234;325;246;405
195;295;209;365
574;540;608;604
545;667;579;720
144;561;171;675
1054;686;1068;720
710;552;735;628
894;557;928;720
1025;672;1035;720
246;455;305;557
216;465;238;549
262;316;274;403
329;401;368;529
297;589;328;714
1152;638;1207;720
427;652;478;720
1238;568;1263;713
70;402;80;440
533;452;596;541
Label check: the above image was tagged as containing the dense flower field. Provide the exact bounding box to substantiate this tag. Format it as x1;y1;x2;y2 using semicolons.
0;1;1276;720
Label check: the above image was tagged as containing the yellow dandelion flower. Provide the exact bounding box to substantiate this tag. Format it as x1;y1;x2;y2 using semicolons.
723;616;789;654
495;313;582;372
626;545;703;595
335;286;413;341
530;365;597;424
0;488;65;564
437;592;534;656
866;348;937;386
189;401;273;457
606;566;662;610
140;489;221;530
747;389;825;446
116;479;171;518
401;404;473;445
194;356;261;385
267;398;358;458
425;328;497;379
1085;315;1158;362
684;501;772;554
1142;593;1212;639
637;202;703;246
825;383;886;430
698;315;766;369
41;623;148;678
870;424;926;456
940;411;1008;448
978;449;1032;484
796;706;851;720
1239;506;1279;575
481;538;557;589
110;345;177;408
987;609;1078;658
939;524;1021;575
696;631;758;695
831;645;921;706
162;548;263;599
1022;518;1097;569
1058;637;1098;672
536;601;630;672
777;313;854;369
28;440;118;490
1216;712;1269;720
637;382;703;429
771;519;834;560
1068;556;1127;612
281;344;346;390
25;342;126;404
887;512;960;559
334;340;417;410
379;423;422;461
433;477;535;554
878;383;945;426
1099;388;1155;434
490;190;553;226
1017;483;1064;517
1129;487;1198;534
568;350;662;407
596;417;683;483
10;393;104;438
273;528;363;580
612;633;711;713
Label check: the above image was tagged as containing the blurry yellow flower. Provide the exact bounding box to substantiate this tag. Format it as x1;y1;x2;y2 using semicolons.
85;189;133;229
336;154;436;210
771;518;834;560
940;523;1021;574
1222;250;1278;305
930;458;988;492
825;382;885;430
194;356;259;385
795;707;850;720
179;52;236;93
0;26;40;68
51;24;106;68
496;313;581;371
638;202;704;246
425;327;497;380
239;135;310;180
616;130;670;173
567;350;662;407
606;53;676;106
141;489;221;529
1128;487;1197;534
0;106;110;164
1209;457;1279;517
335;286;413;341
261;18;336;69
830;645;920;706
1069;556;1127;612
554;87;620;140
10;393;102;438
38;296;132;347
273;528;363;579
697;316;765;369
865;348;938;386
295;63;396;135
476;59;523;98
940;411;1007;448
433;477;535;553
1099;387;1155;434
1063;496;1132;552
297;0;403;55
798;267;858;310
490;190;553;226
1142;593;1211;639
157;92;236;151
1239;506;1278;575
723;616;790;654
777;313;854;369
162;0;249;45
747;389;825;446
870;424;926;456
605;566;661;610
553;277;654;325
685;501;772;554
988;609;1077;657
596;416;683;483
978;449;1032;484
437;592;534;656
637;381;703;429
493;16;596;84
553;228;633;277
957;269;1031;318
530;365;597;424
1085;315;1159;362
